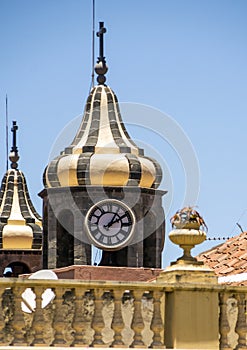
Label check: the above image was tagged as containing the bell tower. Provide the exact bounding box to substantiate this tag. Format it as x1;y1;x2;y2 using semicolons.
0;121;42;276
40;22;166;269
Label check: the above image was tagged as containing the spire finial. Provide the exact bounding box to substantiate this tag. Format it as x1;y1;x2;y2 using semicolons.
95;21;108;85
9;120;19;169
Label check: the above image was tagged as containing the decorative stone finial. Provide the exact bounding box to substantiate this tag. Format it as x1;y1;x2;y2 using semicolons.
169;207;207;265
95;21;108;85
9;120;19;169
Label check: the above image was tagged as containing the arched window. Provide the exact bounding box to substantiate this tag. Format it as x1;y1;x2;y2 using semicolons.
6;261;31;277
143;211;157;268
56;209;74;268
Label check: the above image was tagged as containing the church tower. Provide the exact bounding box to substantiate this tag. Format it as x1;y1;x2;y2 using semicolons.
41;23;166;269
0;121;43;276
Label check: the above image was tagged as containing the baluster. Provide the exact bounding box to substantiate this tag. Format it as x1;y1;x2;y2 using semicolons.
130;290;145;348
52;287;67;346
0;287;7;344
149;290;164;348
235;293;247;349
31;286;46;346
90;288;106;347
219;292;231;350
11;286;27;345
111;289;125;347
72;287;87;346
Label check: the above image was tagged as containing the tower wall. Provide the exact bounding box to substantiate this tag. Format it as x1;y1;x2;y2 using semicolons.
40;186;165;269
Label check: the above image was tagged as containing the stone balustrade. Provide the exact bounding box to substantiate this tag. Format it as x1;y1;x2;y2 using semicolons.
0;278;246;349
219;288;247;350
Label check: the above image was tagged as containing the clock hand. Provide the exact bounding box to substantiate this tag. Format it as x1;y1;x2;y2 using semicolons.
106;217;121;228
104;213;118;229
108;214;130;227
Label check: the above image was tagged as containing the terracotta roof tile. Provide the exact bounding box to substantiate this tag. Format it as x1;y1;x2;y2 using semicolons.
227;258;241;267
221;267;235;274
217;255;228;263
216;266;231;275
240;252;247;259
235;261;247;270
197;231;247;278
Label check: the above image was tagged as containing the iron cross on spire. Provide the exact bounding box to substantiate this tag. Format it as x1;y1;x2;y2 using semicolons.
9;120;19;169
11;120;18;153
96;21;107;63
95;21;108;84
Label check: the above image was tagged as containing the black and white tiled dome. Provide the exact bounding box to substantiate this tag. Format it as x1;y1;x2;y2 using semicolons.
44;85;162;189
0;123;42;250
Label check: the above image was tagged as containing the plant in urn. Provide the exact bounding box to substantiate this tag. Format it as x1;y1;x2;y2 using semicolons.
169;207;207;264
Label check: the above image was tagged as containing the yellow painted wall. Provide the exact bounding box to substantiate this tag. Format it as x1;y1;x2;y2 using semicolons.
165;290;219;349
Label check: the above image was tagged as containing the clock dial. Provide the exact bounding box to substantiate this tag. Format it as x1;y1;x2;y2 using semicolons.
85;199;135;250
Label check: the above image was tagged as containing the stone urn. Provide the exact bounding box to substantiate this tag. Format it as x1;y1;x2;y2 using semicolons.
169;207;207;264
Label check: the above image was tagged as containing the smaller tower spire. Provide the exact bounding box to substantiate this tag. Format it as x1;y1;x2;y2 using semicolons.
95;21;108;85
9;121;19;169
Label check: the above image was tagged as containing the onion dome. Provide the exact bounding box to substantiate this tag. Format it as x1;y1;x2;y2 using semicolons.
44;22;162;190
0;121;42;250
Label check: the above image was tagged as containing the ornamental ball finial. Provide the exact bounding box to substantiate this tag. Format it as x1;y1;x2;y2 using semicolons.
95;61;108;76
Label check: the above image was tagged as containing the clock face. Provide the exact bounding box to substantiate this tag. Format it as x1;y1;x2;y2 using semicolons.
85;199;135;250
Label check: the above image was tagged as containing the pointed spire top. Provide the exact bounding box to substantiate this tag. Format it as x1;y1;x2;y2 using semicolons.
95;21;108;85
9;120;19;169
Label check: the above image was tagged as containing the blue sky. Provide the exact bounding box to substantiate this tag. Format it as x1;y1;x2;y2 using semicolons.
1;0;247;266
